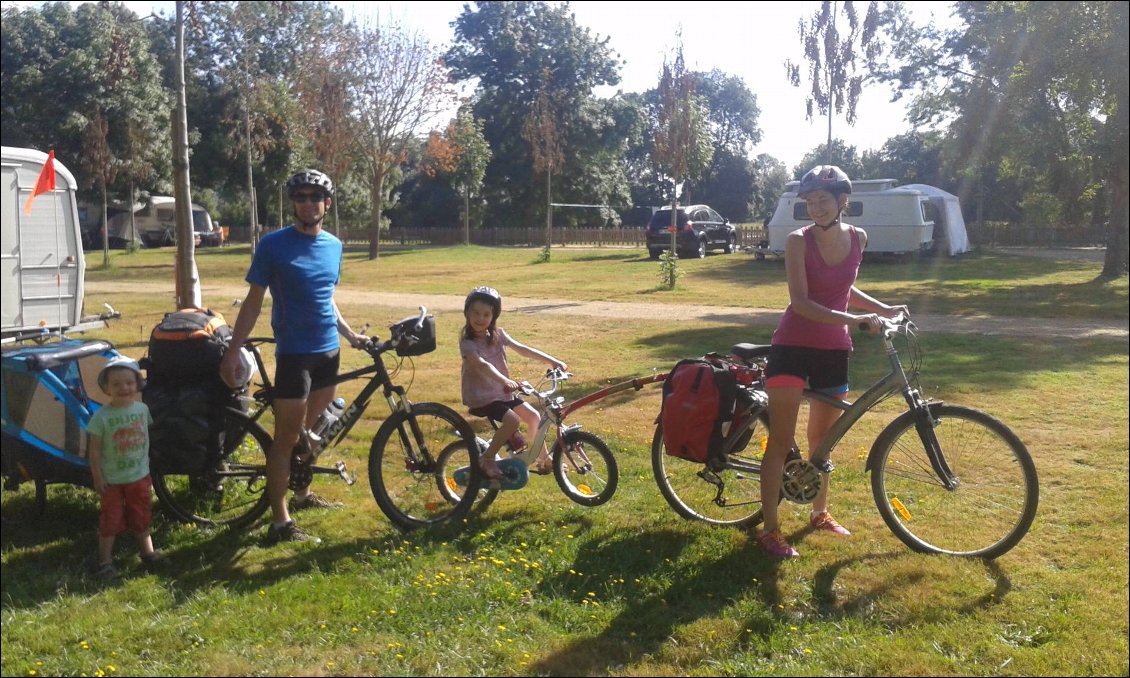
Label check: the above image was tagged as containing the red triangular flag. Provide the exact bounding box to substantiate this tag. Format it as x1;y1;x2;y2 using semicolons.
24;149;56;215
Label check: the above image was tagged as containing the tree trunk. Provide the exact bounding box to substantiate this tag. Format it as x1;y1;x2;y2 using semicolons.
545;165;553;249
1102;159;1129;278
463;187;470;246
1101;88;1129;278
173;1;200;310
101;183;109;268
244;106;259;253
368;169;385;260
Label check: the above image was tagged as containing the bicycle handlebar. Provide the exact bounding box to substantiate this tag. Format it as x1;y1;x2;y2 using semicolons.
857;313;911;337
357;306;430;357
517;368;572;399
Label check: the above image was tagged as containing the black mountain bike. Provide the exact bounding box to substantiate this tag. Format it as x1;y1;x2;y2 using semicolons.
152;308;483;531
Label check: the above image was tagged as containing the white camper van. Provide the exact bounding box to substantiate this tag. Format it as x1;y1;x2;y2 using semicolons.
767;179;945;255
1;146;87;339
83;196;219;249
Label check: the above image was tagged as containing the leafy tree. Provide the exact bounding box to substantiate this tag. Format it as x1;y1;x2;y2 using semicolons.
754;154;792;223
859;130;945;186
421;110;492;244
523;71;565;255
786;0;885;162
2;2;169;263
653;40;712;287
351;18;456;259
795;139;864;180
883;1;1128;276
446;1;625;230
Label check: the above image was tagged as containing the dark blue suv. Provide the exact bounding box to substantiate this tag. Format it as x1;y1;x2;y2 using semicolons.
646;204;737;259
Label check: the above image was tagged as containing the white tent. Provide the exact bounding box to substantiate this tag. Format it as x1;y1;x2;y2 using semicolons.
894;184;970;256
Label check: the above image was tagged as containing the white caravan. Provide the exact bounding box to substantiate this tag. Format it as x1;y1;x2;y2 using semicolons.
1;146;87;339
767;179;967;256
82;196;219;248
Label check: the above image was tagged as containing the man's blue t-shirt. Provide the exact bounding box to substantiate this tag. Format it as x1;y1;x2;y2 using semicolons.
246;226;342;355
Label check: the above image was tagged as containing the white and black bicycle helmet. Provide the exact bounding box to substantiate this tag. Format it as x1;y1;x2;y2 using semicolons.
286;168;334;199
464;286;502;321
797;165;852;198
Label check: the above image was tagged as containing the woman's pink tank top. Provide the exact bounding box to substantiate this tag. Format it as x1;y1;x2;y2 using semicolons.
771;225;862;350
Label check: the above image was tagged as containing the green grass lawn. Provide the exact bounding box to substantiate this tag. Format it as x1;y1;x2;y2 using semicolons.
2;244;1127;676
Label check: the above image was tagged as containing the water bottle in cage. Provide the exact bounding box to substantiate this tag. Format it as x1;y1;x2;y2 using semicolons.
314;397;346;437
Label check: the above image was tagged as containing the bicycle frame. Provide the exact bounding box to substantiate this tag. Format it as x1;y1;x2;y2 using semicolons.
239;332;418;468
726;317;957;491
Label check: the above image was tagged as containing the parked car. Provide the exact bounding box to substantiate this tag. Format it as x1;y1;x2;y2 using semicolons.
646;204;737;259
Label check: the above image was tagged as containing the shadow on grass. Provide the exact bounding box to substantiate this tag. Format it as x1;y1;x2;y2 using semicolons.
635;324;1127;394
529;528;782;676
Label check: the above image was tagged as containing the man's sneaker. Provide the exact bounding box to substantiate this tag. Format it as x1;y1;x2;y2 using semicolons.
757;529;799;558
265;520;322;546
289;493;343;511
810;511;851;536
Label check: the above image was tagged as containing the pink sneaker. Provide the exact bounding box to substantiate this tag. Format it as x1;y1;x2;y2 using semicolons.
810;511;851;536
757;529;799;558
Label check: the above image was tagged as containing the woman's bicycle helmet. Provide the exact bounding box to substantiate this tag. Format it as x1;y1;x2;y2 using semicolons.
464;286;502;321
797;165;852;198
286;168;334;199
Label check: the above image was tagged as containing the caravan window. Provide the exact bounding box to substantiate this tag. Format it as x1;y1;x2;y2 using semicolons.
922;200;937;223
157;208;174;222
792;201;863;220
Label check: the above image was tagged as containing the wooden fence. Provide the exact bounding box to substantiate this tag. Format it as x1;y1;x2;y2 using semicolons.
278;223;1105;250
339;226;769;249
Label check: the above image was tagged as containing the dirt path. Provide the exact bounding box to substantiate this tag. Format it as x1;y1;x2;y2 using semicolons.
87;280;1127;340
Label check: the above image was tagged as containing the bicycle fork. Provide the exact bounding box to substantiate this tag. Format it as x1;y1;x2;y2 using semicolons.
910;398;958;490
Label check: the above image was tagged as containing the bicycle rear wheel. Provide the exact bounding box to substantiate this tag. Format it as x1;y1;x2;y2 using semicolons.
554;429;618;506
368;402;481;531
152;410;271;529
870;404;1039;559
651;412;773;527
436;438;499;515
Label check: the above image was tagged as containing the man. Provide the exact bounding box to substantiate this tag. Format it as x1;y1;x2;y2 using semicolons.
220;169;365;545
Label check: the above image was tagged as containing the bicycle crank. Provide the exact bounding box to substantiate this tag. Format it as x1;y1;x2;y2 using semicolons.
781;458;823;504
451;457;529;491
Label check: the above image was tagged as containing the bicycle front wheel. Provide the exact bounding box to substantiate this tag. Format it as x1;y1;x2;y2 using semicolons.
152;410;271;529
651;413;773;527
870;404;1039;559
553;429;618;507
368;402;481;531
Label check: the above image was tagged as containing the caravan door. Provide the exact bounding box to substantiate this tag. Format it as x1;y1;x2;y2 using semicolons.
1;147;85;339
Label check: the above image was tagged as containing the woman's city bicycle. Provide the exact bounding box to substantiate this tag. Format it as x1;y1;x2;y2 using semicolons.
651;315;1039;559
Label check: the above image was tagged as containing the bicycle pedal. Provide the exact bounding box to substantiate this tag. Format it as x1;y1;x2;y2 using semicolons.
334;461;355;486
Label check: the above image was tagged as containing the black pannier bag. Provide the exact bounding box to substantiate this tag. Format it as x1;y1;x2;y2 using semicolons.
146;308;232;385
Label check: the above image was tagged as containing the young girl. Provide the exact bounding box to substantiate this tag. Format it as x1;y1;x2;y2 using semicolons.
461;286;567;483
759;166;908;558
87;356;161;579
